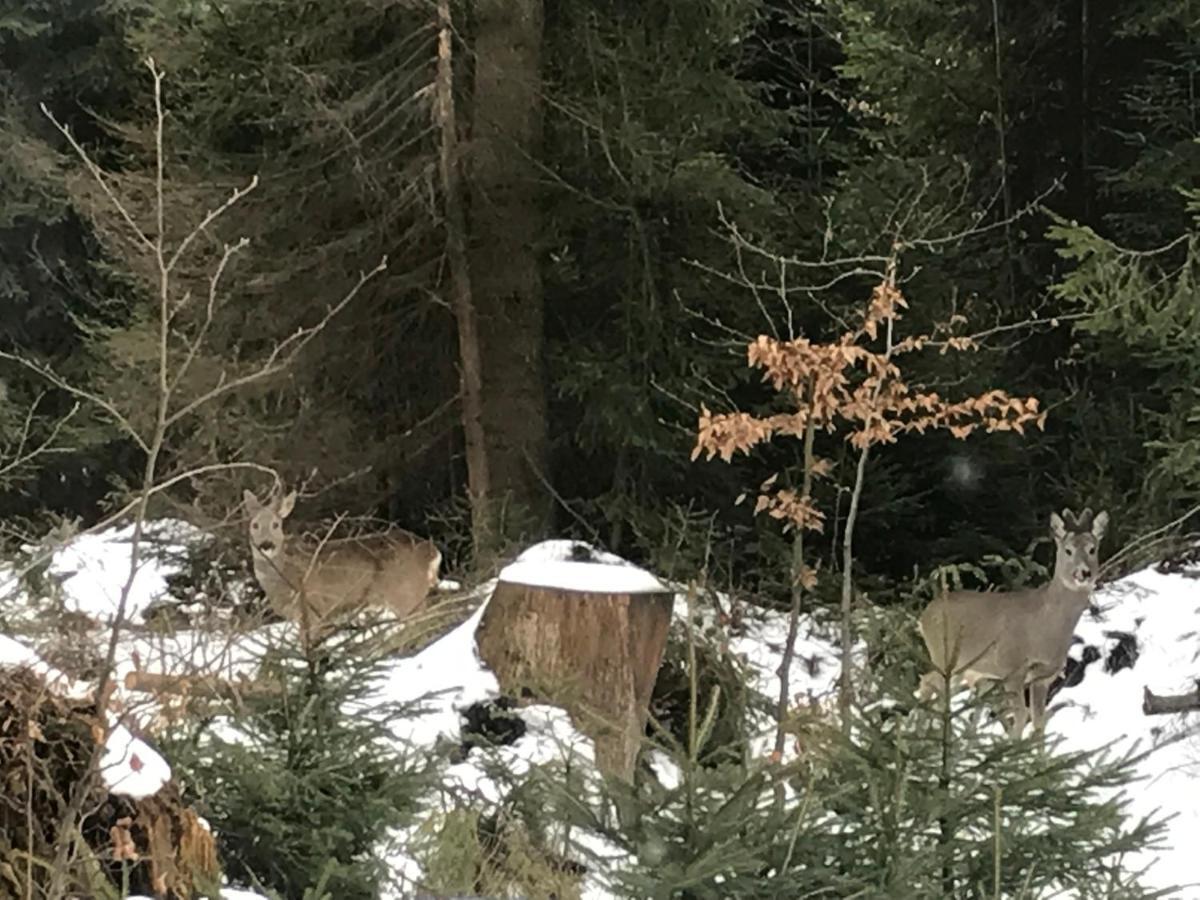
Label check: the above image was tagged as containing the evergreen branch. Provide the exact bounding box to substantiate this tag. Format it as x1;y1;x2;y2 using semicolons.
0;350;149;453
0;394;81;480
164;257;388;427
40;103;155;253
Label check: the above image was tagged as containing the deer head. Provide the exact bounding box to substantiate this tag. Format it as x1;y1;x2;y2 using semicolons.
1049;507;1109;591
243;487;296;568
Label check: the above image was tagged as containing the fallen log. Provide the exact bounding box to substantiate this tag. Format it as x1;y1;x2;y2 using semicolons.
1143;685;1200;716
124;670;281;701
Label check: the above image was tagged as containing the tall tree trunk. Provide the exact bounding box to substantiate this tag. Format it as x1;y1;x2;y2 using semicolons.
468;0;551;554
435;0;491;560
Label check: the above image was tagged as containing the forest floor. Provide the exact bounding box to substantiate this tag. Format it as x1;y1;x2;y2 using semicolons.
0;522;1196;897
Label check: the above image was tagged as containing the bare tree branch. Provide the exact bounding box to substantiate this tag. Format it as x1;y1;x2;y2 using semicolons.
169;238;249;395
0;394;81;480
164;257;387;427
40;103;155;253
0;351;150;452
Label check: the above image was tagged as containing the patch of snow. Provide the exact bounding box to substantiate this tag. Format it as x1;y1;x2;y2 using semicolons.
435;577;462;591
500;559;667;594
365;593;499;747
100;722;173;799
513;539;629;566
46;519;206;624
498;539;669;594
648;748;682;791
727;609;841;761
382;696;626;900
1051;562;1200;896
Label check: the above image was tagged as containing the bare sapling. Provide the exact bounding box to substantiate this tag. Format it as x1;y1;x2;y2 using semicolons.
0;58;387;894
918;507;1109;738
243;486;441;643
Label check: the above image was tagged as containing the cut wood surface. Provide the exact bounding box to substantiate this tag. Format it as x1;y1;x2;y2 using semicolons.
476;570;674;779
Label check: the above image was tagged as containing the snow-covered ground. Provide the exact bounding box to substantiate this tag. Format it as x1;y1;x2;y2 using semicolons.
0;522;1196;897
1054;565;1200;895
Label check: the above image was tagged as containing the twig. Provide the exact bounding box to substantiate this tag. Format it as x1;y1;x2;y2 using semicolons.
1103;502;1200;578
0;395;81;480
0;351;149;453
773;395;817;788
165;258;387;426
838;257;897;726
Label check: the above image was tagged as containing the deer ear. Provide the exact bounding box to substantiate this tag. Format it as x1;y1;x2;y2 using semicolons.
1050;512;1067;541
243;490;261;513
1091;510;1110;540
277;490;297;519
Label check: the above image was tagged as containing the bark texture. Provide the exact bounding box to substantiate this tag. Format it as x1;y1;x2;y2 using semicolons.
476;576;674;779
436;0;490;556
469;0;551;547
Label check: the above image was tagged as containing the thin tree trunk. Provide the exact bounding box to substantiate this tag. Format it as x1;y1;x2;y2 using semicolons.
990;0;1017;307
469;0;550;550
774;411;817;763
839;441;869;726
436;0;491;560
838;265;897;727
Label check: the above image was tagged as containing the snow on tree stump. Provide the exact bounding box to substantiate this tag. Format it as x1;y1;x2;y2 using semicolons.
475;542;674;780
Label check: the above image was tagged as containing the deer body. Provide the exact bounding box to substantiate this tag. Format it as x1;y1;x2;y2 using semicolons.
244;489;441;637
918;508;1109;737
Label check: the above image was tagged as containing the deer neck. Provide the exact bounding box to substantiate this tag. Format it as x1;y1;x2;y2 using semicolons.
252;545;294;593
1040;575;1092;621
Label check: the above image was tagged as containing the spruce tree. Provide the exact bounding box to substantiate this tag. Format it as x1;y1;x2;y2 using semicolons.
160;639;432;899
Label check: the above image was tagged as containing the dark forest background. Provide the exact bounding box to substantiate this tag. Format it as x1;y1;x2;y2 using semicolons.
2;0;1198;603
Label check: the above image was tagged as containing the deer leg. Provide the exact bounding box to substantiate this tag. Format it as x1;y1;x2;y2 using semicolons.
1005;677;1029;738
1028;678;1052;737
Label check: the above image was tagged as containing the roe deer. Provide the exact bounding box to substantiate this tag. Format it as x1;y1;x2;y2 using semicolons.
243;488;441;638
917;507;1109;738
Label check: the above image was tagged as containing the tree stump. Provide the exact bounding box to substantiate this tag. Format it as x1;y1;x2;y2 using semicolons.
475;552;674;780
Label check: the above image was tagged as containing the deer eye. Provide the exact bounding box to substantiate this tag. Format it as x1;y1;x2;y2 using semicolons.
1065;547;1074;556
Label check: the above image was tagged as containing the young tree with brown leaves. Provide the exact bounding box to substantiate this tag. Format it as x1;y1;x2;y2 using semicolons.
694;252;1046;741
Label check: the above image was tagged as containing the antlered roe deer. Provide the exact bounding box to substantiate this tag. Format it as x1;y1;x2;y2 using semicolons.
243;488;441;639
918;507;1109;738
